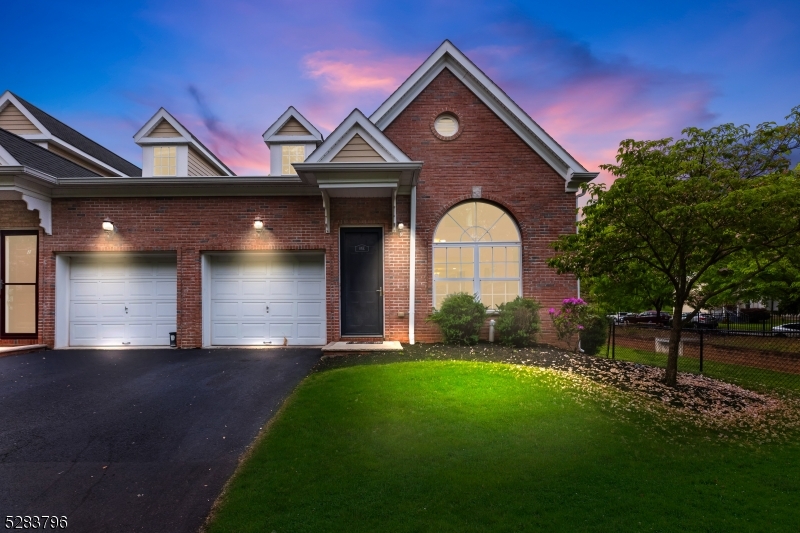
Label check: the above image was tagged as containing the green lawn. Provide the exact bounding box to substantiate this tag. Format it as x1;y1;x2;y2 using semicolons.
611;346;800;394
207;361;800;532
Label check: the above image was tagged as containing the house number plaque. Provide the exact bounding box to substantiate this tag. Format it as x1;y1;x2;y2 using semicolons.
354;244;369;253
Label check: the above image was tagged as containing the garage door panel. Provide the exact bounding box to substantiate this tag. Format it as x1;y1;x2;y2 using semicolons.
269;280;294;297
155;302;177;319
296;257;324;277
212;301;239;318
241;280;268;297
127;302;154;319
268;322;293;339
240;322;266;342
212;322;240;342
209;254;325;346
100;302;127;318
100;281;126;298
212;280;240;298
268;301;294;317
298;281;323;297
71;302;99;320
242;301;266;318
297;322;323;339
69;255;177;347
71;280;99;298
297;301;322;317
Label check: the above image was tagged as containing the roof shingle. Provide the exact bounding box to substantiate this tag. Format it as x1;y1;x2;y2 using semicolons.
0;128;101;177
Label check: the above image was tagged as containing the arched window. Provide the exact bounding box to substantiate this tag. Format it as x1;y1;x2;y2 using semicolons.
433;201;521;310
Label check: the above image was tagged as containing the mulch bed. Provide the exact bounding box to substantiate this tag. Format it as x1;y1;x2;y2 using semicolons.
316;343;800;438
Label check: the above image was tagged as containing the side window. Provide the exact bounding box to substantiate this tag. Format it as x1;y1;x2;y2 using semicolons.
281;145;305;175
1;230;38;337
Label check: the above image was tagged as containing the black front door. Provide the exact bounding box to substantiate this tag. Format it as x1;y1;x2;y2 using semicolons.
340;228;383;336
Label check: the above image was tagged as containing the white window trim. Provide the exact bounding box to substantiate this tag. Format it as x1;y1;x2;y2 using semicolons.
432;241;522;311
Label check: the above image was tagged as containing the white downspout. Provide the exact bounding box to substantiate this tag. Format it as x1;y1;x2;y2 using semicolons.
575;188;587;299
409;185;417;345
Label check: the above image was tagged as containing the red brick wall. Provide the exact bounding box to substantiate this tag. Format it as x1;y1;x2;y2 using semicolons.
0;200;44;346
383;69;579;345
36;195;409;348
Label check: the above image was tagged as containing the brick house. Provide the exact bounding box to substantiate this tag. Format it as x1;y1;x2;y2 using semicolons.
0;41;597;350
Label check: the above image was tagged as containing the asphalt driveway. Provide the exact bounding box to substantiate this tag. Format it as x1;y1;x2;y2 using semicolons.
0;347;321;532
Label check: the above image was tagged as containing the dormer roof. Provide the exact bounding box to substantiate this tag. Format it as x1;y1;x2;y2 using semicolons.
302;109;411;164
134;108;235;176
0;91;141;177
369;40;598;191
262;106;322;146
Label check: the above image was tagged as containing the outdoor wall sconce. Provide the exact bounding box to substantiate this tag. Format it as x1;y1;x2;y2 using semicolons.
253;216;265;232
397;222;405;233
102;218;116;235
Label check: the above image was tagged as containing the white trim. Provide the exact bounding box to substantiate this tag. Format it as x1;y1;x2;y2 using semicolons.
262;106;323;144
369;41;596;181
134;108;233;176
54;255;70;348
201;253;211;347
409;185;416;345
321;190;331;233
0;143;19;166
304;109;412;164
0;92;49;135
42;136;129;178
20;194;52;235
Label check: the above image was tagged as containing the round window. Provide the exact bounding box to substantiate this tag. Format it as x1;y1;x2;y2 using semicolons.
434;113;459;138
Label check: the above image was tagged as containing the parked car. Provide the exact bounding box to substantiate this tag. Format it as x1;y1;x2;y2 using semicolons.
772;323;800;337
624;311;671;325
690;313;718;329
607;312;634;324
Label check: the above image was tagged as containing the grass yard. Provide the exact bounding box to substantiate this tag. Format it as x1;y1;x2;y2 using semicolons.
611;346;800;394
206;360;800;532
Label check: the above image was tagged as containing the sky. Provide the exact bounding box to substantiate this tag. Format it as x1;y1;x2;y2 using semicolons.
3;0;799;180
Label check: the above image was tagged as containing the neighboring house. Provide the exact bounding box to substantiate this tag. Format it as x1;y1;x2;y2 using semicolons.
0;40;597;349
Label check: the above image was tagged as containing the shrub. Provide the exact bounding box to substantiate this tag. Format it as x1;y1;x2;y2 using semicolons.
495;297;541;347
427;292;487;345
579;316;608;355
548;298;590;352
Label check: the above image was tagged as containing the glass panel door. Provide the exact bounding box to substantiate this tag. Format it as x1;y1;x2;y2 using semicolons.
2;231;38;337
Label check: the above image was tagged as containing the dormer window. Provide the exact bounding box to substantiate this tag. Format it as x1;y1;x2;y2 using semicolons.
153;146;176;176
281;145;304;175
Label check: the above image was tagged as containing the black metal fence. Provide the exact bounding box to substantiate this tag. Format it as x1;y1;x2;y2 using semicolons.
605;322;800;392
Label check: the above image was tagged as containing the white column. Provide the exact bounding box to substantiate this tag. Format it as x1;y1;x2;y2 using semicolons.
409;185;416;345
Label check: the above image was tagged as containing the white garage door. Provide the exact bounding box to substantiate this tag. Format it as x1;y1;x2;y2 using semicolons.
69;255;177;346
209;253;325;346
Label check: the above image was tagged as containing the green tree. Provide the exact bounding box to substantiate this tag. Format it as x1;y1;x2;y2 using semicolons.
585;265;674;317
549;108;800;386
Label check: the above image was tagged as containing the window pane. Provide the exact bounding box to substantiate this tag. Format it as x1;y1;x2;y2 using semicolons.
493;247;506;262
434;281;474;309
461;247;473;262
488;214;520;242
476;202;504;232
507;246;520;261
446;247;460;262
281;145;305;175
5;284;36;333
448;202;476;230
506;260;520;278
433;214;463;243
434;248;446;263
5;235;37;283
480;280;520;310
153;146;176;176
492;262;506;278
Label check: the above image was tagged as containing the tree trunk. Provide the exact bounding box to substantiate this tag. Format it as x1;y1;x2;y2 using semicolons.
664;305;684;387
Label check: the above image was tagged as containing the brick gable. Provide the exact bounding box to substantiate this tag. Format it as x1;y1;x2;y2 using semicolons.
383;68;578;344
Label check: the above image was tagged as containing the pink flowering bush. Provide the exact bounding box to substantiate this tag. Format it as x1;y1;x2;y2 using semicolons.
548;298;591;352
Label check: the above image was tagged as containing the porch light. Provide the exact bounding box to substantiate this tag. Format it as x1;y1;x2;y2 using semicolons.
102;218;116;233
253;216;264;231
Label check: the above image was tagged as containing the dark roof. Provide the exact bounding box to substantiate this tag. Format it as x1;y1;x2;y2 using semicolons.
11;93;141;176
0;128;100;177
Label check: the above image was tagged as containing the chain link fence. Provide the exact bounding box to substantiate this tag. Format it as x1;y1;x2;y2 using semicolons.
605;321;800;392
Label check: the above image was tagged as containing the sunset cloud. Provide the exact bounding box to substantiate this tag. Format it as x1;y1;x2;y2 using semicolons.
302;50;421;94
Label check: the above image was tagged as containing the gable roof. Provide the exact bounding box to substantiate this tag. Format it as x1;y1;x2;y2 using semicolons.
262;106;323;145
0;128;100;177
303;109;411;164
134;108;235;176
369;40;598;189
2;91;141;177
